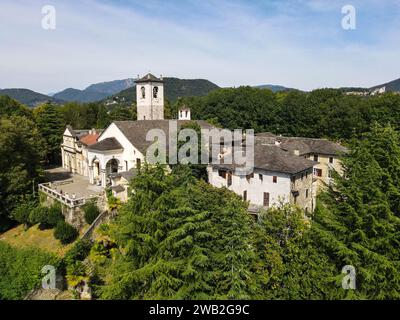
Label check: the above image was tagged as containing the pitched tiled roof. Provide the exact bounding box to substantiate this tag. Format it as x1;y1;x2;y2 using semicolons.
79;133;100;146
279;137;348;156
109;169;137;181
113;120;215;155
135;73;163;83
215;144;316;175
255;133;348;156
88;137;123;152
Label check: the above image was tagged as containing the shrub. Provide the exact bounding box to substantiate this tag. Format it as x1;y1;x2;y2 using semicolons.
29;206;50;229
83;202;100;225
0;242;59;300
54;221;78;245
66;261;89;289
12;200;37;227
26;204;64;230
47;205;64;227
64;239;92;265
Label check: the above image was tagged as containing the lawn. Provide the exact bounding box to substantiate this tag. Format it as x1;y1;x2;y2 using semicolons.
0;224;74;256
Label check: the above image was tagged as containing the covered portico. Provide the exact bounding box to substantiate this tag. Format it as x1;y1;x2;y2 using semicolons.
87;138;124;188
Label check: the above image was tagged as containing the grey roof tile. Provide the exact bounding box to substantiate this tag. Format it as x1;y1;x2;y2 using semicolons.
88;137;123;152
113;120;215;155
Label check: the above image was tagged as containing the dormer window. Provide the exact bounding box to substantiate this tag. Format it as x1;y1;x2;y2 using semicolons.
153;86;158;98
141;86;145;99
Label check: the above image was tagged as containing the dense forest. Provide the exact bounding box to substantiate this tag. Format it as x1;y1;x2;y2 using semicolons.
1;87;400;299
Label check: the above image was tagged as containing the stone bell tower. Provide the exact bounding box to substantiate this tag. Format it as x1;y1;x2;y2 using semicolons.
135;73;164;120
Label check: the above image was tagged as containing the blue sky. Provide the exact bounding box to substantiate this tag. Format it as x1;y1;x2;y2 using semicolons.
0;0;399;93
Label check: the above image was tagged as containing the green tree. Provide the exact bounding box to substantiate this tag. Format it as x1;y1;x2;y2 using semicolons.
254;204;339;299
54;221;79;245
0;95;33;119
0;115;45;224
29;206;50;229
96;104;110;128
83;202;100;225
11;196;38;228
99;165;258;299
0;242;59;300
313;124;400;299
34;103;64;164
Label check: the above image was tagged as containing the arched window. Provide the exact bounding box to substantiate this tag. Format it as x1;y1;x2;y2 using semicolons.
153;86;158;98
141;86;145;99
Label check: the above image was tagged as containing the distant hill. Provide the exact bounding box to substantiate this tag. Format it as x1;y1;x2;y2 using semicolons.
254;84;298;92
0;88;63;107
104;77;220;105
370;77;400;92
53;79;136;103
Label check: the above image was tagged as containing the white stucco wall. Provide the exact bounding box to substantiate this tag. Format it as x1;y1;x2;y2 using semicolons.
91;122;144;170
208;166;291;207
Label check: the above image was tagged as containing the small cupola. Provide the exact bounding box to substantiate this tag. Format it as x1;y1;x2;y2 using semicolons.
178;106;191;120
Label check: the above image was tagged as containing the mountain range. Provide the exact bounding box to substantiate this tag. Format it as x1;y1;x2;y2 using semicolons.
104;77;221;106
1;76;400;107
0;88;63;107
52;79;136;103
370;77;400;92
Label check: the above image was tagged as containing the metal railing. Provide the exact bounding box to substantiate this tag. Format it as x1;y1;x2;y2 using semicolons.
38;182;99;208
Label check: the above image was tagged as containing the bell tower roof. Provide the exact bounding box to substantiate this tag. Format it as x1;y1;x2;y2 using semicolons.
135;73;164;83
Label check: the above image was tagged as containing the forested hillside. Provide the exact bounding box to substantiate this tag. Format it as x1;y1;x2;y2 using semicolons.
181;87;400;140
0;89;63;107
105;77;219;106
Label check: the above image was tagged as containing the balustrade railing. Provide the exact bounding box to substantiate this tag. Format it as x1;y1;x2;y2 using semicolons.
38;183;98;208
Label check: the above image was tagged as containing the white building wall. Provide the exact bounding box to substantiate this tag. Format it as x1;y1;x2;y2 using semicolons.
94;122;144;170
208;166;291;207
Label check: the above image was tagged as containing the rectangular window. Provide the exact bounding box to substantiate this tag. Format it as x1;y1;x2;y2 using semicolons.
218;170;226;179
301;173;304;180
125;161;128;171
243;190;247;201
313;154;319;162
227;172;232;187
259;174;263;181
263;192;270;207
329;157;334;164
273;176;278;183
136;158;141;168
246;172;254;182
314;168;322;177
306;189;309;198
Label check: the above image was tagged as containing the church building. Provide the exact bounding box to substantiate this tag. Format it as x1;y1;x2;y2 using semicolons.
61;73;210;200
60;72;345;215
